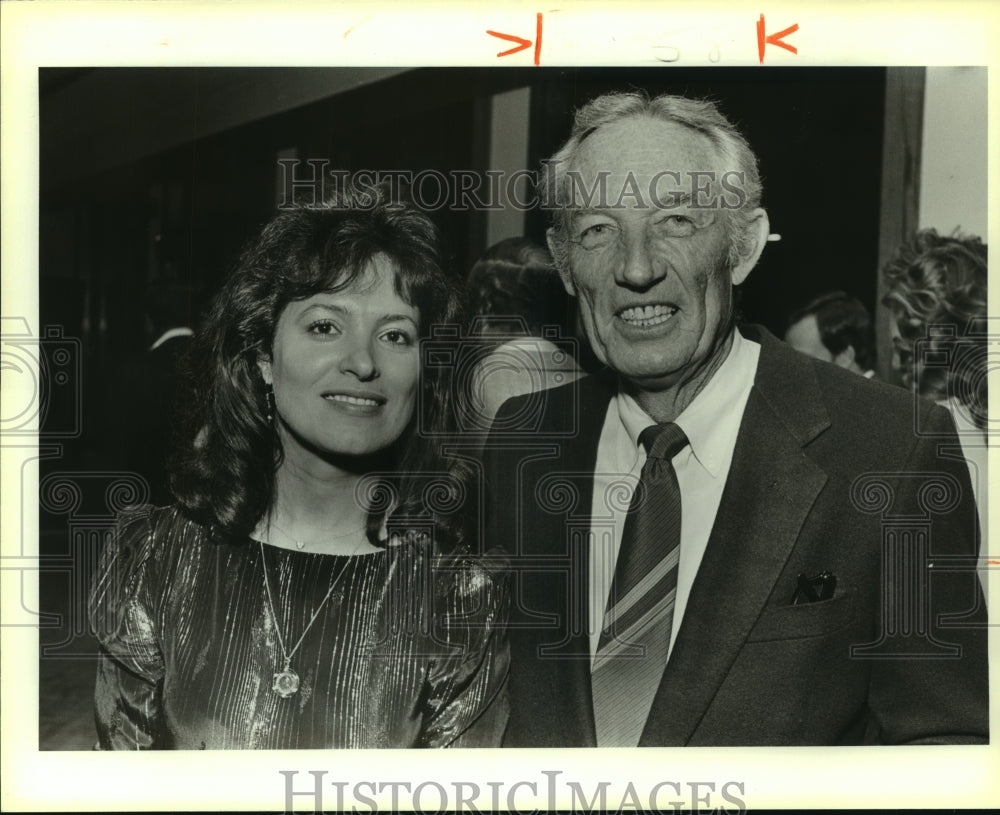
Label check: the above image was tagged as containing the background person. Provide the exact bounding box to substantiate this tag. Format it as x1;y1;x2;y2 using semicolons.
784;290;877;378
883;227;989;571
463;236;584;430
89;184;509;749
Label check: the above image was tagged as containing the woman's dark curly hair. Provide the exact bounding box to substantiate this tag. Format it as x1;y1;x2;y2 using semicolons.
170;181;469;548
882;228;988;429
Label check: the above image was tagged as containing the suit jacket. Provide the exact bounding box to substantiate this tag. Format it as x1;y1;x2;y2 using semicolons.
481;326;988;746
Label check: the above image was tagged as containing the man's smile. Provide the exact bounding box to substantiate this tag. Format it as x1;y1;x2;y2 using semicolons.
616;303;679;328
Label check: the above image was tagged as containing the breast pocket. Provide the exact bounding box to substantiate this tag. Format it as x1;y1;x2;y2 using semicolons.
746;590;861;642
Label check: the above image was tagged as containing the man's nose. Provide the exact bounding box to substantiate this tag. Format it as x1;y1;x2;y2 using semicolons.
616;231;665;289
340;339;379;380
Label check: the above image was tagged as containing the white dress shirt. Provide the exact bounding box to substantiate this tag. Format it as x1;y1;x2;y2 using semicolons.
588;329;761;664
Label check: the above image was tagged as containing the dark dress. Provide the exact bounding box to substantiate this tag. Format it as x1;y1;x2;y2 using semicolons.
89;506;509;749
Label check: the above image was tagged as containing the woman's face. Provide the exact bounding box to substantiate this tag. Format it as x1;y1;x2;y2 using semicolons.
258;255;421;463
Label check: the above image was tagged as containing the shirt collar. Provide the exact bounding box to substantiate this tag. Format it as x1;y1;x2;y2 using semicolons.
614;329;760;477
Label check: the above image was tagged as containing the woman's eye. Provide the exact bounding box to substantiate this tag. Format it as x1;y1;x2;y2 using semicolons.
308;320;339;336
381;328;414;347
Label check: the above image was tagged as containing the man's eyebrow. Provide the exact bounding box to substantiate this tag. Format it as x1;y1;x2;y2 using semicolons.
569;208;616;218
566;191;697;217
650;190;693;209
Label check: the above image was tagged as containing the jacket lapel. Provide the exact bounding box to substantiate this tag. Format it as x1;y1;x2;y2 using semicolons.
517;374;613;746
639;327;831;746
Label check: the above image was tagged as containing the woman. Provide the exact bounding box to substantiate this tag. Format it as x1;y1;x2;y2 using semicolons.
89;183;509;749
882;227;989;559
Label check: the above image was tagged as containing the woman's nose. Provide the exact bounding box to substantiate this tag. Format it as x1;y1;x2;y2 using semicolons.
340;340;378;380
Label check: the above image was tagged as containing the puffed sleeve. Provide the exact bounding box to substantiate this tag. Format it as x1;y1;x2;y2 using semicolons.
88;506;167;749
419;552;510;748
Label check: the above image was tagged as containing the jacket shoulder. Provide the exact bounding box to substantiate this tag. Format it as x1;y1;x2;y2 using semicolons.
491;373;614;436
808;359;953;438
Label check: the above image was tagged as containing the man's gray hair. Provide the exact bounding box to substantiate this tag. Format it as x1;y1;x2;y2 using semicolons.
542;91;763;272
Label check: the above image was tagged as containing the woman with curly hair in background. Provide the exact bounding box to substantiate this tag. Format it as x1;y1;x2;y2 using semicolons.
883;228;989;574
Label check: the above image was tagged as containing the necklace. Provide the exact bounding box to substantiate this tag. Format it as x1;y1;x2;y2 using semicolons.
265;516;366;551
258;539;361;698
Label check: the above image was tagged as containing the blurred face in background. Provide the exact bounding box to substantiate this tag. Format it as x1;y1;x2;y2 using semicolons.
785;315;834;363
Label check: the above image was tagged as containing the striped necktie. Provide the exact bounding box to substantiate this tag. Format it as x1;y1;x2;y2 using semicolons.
591;422;689;747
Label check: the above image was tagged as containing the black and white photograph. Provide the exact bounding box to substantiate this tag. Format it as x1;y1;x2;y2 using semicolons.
2;1;997;812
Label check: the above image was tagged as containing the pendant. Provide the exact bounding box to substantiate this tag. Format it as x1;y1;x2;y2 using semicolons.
272;666;300;698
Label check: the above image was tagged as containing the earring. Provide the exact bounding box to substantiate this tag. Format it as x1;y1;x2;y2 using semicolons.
265;383;275;423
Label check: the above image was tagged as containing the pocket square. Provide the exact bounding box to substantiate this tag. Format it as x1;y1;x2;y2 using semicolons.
790;571;837;605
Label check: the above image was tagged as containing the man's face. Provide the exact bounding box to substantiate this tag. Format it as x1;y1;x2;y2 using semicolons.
784;314;835;362
552;116;761;395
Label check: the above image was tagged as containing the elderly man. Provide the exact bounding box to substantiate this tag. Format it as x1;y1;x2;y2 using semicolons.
480;92;987;746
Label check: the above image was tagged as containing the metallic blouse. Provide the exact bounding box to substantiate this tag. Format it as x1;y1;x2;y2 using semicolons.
88;506;509;749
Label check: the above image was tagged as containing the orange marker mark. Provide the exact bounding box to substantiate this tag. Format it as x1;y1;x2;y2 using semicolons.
487;29;532;58
534;13;543;66
987;560;1000;566
757;14;799;63
487;13;543;65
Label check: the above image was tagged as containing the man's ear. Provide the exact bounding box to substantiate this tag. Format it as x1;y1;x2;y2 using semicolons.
547;228;576;296
730;208;770;287
257;353;273;385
